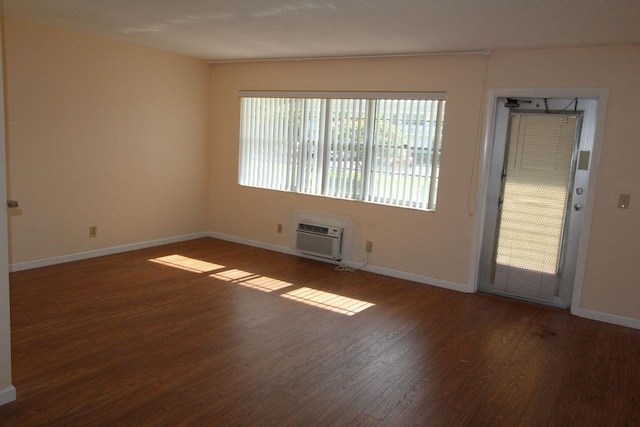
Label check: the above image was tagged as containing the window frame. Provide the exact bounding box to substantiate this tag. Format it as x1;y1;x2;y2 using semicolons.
238;91;446;211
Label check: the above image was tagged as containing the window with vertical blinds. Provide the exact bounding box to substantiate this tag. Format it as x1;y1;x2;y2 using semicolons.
239;92;446;210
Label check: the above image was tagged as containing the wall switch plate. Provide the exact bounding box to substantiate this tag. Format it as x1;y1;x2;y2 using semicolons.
618;194;631;209
89;226;97;238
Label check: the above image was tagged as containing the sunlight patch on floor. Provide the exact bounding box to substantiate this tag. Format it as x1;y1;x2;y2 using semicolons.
281;287;375;316
149;255;371;313
210;269;294;292
149;255;225;273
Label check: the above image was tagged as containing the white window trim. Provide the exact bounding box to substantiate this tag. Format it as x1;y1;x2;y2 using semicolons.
239;90;446;101
238;91;446;211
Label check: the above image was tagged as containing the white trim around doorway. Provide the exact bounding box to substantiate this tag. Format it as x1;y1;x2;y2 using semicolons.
469;88;609;317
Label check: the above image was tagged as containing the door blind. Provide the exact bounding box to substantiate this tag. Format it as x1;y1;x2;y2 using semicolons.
493;112;579;301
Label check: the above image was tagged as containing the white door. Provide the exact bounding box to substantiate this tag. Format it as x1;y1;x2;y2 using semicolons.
478;97;598;308
0;16;16;405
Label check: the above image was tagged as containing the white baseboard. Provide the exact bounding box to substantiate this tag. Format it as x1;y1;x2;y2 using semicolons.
9;232;209;272
207;231;470;294
0;385;16;406
575;308;640;330
360;264;471;293
207;231;297;256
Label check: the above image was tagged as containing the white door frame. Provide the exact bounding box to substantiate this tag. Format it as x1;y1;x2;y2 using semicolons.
469;88;609;315
0;17;17;405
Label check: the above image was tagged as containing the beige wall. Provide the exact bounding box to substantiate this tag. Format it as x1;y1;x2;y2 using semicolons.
4;18;210;263
209;46;640;322
209;55;488;287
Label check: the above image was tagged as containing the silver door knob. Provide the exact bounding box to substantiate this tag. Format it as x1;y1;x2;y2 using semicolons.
574;203;583;211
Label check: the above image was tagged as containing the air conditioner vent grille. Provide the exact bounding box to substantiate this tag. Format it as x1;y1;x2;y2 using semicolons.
298;223;329;235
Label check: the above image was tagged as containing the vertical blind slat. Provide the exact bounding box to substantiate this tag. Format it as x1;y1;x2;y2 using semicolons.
428;101;444;209
316;99;327;195
266;98;274;189
381;100;393;203
362;100;376;202
391;100;403;205
258;98;267;187
274;98;283;190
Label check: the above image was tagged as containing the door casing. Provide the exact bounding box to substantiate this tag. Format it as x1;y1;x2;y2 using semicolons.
480;104;589;307
470;88;609;315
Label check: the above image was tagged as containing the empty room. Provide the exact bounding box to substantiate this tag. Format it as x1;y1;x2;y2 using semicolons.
0;0;639;425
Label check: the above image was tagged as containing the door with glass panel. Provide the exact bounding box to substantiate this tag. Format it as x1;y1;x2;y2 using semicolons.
479;97;595;308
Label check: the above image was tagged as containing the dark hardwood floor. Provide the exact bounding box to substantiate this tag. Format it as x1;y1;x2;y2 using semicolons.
0;237;638;426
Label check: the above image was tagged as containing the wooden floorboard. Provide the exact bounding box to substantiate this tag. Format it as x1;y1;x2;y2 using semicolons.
0;237;638;426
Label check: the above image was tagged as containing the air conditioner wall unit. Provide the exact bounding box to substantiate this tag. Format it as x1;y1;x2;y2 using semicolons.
295;222;343;260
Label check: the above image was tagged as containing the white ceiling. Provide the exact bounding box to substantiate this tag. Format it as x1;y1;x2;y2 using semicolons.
4;0;640;62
